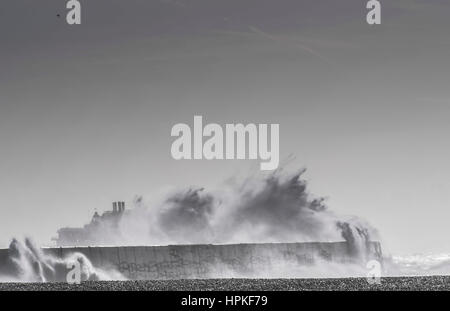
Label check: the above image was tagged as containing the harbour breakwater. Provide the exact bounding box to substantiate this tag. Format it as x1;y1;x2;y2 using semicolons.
0;241;383;281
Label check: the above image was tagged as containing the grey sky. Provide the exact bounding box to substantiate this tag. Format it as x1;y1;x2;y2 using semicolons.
1;0;449;254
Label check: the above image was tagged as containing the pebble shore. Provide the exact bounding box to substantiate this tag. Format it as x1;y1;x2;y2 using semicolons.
1;276;449;291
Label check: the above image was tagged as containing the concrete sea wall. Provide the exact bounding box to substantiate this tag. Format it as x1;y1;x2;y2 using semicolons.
0;242;382;280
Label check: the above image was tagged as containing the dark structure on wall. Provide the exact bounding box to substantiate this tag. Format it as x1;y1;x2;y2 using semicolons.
53;202;126;247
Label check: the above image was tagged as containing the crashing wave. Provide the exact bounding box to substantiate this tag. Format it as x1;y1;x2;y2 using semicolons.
0;238;122;282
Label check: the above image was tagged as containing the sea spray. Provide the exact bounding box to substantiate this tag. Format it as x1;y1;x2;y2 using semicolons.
52;169;381;268
118;169;380;252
